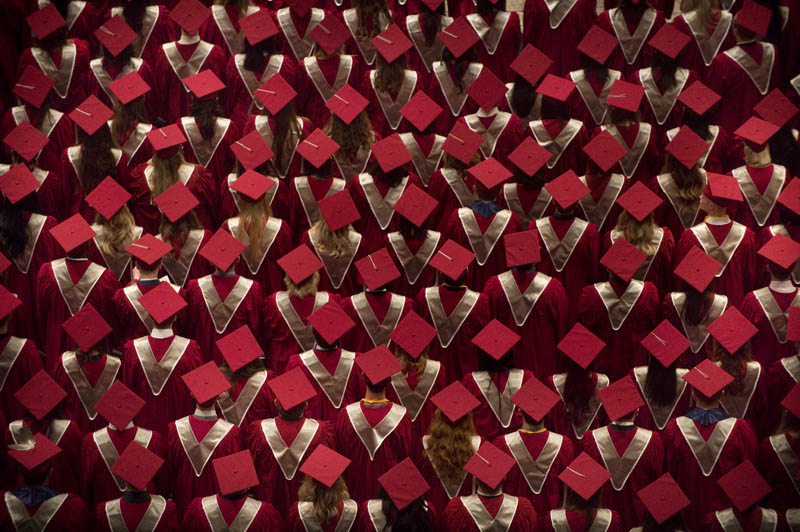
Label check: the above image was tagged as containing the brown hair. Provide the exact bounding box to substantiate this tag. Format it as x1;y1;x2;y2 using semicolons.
423;410;477;487
284;272;321;297
149;151;186;198
297;476;350;525
324;113;374;160
711;340;752;396
110;97;149;145
189;98;224;140
213;0;251;18
76;127;119;195
662;154;706;202
235;194;274;260
309;219;354;259
393;345;428;379
94;205;137;257
271;104;302;175
220;357;266;381
351;0;391;40
681;0;718;28
374;56;407;94
613;211;659;255
159;210;202;252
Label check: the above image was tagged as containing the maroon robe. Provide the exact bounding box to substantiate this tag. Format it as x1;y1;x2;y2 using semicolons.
630;366;692;432
385;360;444;441
463;369;533;442
166;415;244;517
361;68;418;138
420;434;481;514
0;492;89;532
583;425;665;532
300;229;367;298
758;432;800;510
248;416;335;515
113;121;155;170
567;69;623;132
157;229;215;289
595;7;665;79
121;335;205;437
94;495;180;532
60;146;131;222
0;106;75;178
429;61;481;130
221;216;293;295
274;7;326;63
458;112;524;168
296;54;362;129
438;493;538;532
0;337;43;423
287;176;348;243
86;58;155;116
602;228;675;299
492;430;574;518
631;67;699;140
287;499;361;532
110;280;188;349
105;5;177;68
79;425;166;509
199;4;261;57
181;494;284;531
765;355;800;436
542;509;622;532
484;271;569;379
340;291;411;353
426;169;475;235
184;273;264;365
545;372;610;441
224;53;296;131
601;123;663;183
704;506;781;532
650;171;706;241
464;10;522;83
661;292;728;368
526;119;590;182
52;353;120;434
0;164;64;222
673;10;737;77
334;401;415;502
217;371;273;433
662;415;758;531
241;115;311;185
35;259;121;372
177;116;239;186
740;286;800;368
17;40;92;114
497;183;555;230
729;164;788;231
523;0;594;77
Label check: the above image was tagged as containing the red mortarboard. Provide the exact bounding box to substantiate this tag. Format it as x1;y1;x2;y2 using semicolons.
372;134;412;172
463;441;515;490
782;380;800;417
198;228;246;272
309;13;350;55
674;246;722;292
544;170;591;210
511;376;560;422
297;129;339;168
147;125;187;157
597;375;645;421
466;68;508;111
154;181;200;222
641;320;691;367
778;177;800;216
355;248;401;290
181;361;231;404
758;233;800;270
421;0;444;9
356;345;403;385
169;0;210;35
505;229;540;267
536;74;576;103
8;433;61;471
734;116;780;152
231;170;276;201
666;126;709;169
4;121;49;161
508;136;553;176
400;91;443;132
558;323;606;369
62;303;112;352
14;370;67;421
682;358;734;398
239;8;278;46
468;157;512;191
183;70;225;100
95;15;137;57
736;0;772;37
14;66;54;108
600;237;648;282
559;453;611;500
268;366;317;411
308;301;355;344
50;214;96;253
94;381;145;428
0;164;41;205
431;381;481;423
372;24;413;63
326;84;369;125
754;89;799;128
26;4;65;40
429;239;474;280
0;286;22;321
705;172;743;203
578;25;618;65
510;44;553;86
393;183;438;227
70;95;114;135
616;181;662;221
111;441;163;491
254;74;296;115
707;307;758;354
678;81;721;116
442;121;483;164
637;474;691;524
648;23;690;58
583;130;628;173
277;244;323;284
85;176;131;220
471;319;520;360
378;458;430;511
108;71;151;105
126;233;173;269
231;129;274;170
717;460;771;511
606;79;644;113
137;281;186;324
390;311;437;359
212;450;259;495
438;17;479;59
317;190;360;231
299;445;350;487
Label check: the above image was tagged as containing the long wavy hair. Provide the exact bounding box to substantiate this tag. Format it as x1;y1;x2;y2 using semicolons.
711;339;752;396
297;476;350;525
94;205;137;257
423;410;477;487
394;345;428;380
189;97;224;140
325;113;374;161
309;219;354;259
110;97;149;145
662;153;706;202
614;211;660;255
284;271;321;297
235;193;274;259
149;150;186;198
562;358;597;428
270;104;302;175
159;210;202;252
374;55;407;94
76;126;119;195
351;0;391;39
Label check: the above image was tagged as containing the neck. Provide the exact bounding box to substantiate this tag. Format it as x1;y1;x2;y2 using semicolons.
521;419;545;432
193;406;217;420
138;270;159;280
770;279;795;293
314;342;337;352
696;399;720;410
179;31;200;44
704;213;730;224
213;269;236;277
477;487;503;497
363;388;386;402
150;327;173;338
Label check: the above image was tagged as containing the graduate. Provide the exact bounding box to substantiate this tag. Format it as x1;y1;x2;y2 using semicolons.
288;148;348;240
438;440;538;531
583;376;665;532
166;361;244;517
758;382;800;510
595;0;664;79
274;0;326;63
121;280;204;438
633;474;690;532
764;309;800;437
341;0;394;67
105;71;155;170
181;450;284;531
200;0;262;57
403;1;451;79
397;91;446;188
430;47;482;129
334;345;415;502
523;0;594;78
567;26;623;130
493;376;574;518
673;0;736;76
216;325;272;429
326;109;376;183
106;0;177;67
0;288;43;423
248;367;335;516
703;460;779;532
427;147;480;236
463;0;521;83
575;133;628;235
360;458;435;531
95;440;180;532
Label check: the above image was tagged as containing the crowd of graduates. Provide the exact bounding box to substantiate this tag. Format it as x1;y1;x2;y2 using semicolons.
1;0;800;529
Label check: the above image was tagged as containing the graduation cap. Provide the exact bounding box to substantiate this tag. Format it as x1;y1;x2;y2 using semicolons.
231;129;274;170
184;70;226;101
678;81;721;116
212;450;260;496
0;164;41;205
355;248;401;290
85;176;131;220
378;458;430;511
734;116;780;152
717;460;771;511
600;237;648;283
389;311;437;359
181;361;231;404
754;89;799;128
778;177;800;216
736;0;772;37
326;84;369;125
464;441;516;490
558;453;611;500
154;181;200;223
126;233;173;269
508;136;553;177
356;345;403;386
637;474;691;524
111;441;164;491
438;16;479;59
14;66;54;108
505;229;540;267
0;285;22;322
50;214;96;253
317;189;360;232
641;320;691;367
400;91;443;132
706;307;758;354
254;74;297;115
95;15;137;57
616;181;662;222
307;301;355;344
137;281;187;324
648;23;690;59
758;233;800;271
277;244;323;284
557;323;605;369
169;0;210;35
231;170;276;201
468;157;512;191
673;246;722;292
429;239;474;280
782;380;800;417
471;319;520;360
93;381;145;429
309;13;350;55
108;71;151;105
606;79;644;113
510;44;553;86
4;121;49;162
239;8;278;46
442;121;483;164
466;68;508;111
371;134;412;173
704;172;743;205
297;129;339;168
268;366;317;411
371;24;413;63
8;433;61;471
510;376;560;422
147;125;187;158
393;183;438;227
62;303;112;352
299;445;350;487
597;375;645;421
26;4;65;40
582;130;628;173
577;25;618;65
431;381;481;423
536;74;576;102
198;228;247;272
666;126;709;169
70;95;114;136
14;370;67;421
682;358;733;398
544;170;590;210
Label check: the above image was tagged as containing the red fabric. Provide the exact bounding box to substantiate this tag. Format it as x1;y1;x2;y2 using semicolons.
462;370;533;442
60;147;131;223
177;117;240;187
606;123;663;183
383;231;443;299
673;12;737;77
104;5;178;68
285;348;364;422
0;107;75;183
287;500;358;532
704;506;775;532
729;164;787;231
541;509;623;532
224;54;296;132
600;228;675;299
629;365;693;432
467;10;522;83
299;229;367;298
158;229;216;289
385;361;445;441
0;492;89;532
221;216;293;295
94;497;180;532
662;417;758;531
523;0;594;77
545;373;609;441
110;282;190;350
426;169;473;235
240;115;312;193
458;112;524;169
595;7;665;79
222;372;274;431
87;60;155;117
199;5;256;56
295;55;363;129
51;354;113;434
764;355;800;435
181;494;284;531
340;291;410;353
740;289;798;368
0;337;43;422
758;433;800;510
631;68;700;141
16;41;91;114
437;494;538;531
287;176;340;240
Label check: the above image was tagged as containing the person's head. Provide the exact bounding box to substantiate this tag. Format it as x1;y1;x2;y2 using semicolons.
309;219;353;258
324;113;374;160
158;209;202;248
374;54;407;95
644;354;679;407
110;96;149;141
710;340;752;397
0;195;31;260
614;211;659;254
284;271;320;297
94;205;137;257
423;409;477;485
698;192;727;216
77;125;118;195
379;494;434;532
298;475;350;524
275;398;307;420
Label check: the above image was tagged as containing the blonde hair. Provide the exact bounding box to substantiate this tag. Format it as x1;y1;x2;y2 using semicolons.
235;194;274;259
394;344;428;379
159;210;202;252
149;151;186;198
94;205;136;257
310;220;354;259
614;211;660;255
681;0;718;30
424;410;477;487
284;272;321;297
297;476;350;525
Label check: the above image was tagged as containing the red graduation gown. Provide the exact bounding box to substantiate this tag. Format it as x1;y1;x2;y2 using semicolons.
340;291;411;353
650;171;705;241
334;401;415;503
0;492;89;532
157;229;215;289
176;116;239;187
595;7;665;79
420;434;482;515
602;123;663;184
105;5;178;68
52;353;120;434
764;355;800;436
426;169;475;235
704;506;781;532
0;106;75;179
60;146;131;222
248;416;335;516
109;281;186;350
462;369;533;442
385;360;444;441
217;371;273;433
660;292;727;368
523;0;594;77
181;494;284;531
79;425;166;509
497;183;555;231
601;228;675;299
199;4;260;57
86;58;155;115
184;273;264;365
526;119;590;183
567;69;623;132
758;432;800;510
0;337;42;423
730;164;787;232
740;287;800;368
438;493;538;532
631;67;699;140
287;175;347;243
35;259;121;372
382;230;443;299
221;216;293;295
166;415;244;518
662;415;758;531
464;10;522;83
241;114;311;185
17;40;92;114
458;112;524;168
545;373;610;441
94;495;180;532
542;509;622;532
583;425;665;532
629;366;692;432
673;11;737;77
274;7;324;63
300;229;367;298
483;271;569;380
224;53;296;131
360;68;418;138
295;54;363;129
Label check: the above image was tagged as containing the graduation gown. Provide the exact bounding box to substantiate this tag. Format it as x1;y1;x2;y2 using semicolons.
0;336;43;423
464;10;522;83
296;54;361;129
523;0;595;77
429;61;481;130
546;373;610;441
157;229;215;289
385;360;444;441
0;106;75;178
463;369;533;442
542;508;622;532
95;495;180;532
765;355;800;436
758;432;800;510
111;121;155;170
383;230;442;298
184;273;264;365
121;334;204;438
0;167;61;226
107;5;177;68
275;8;325;63
166;415;244;517
527;119;590;182
110;280;187;349
216;370;273;431
301;229;366;298
730;164;787;231
740;286;800;368
222;216;293;295
673;10;736;77
600;123;662;183
631;67;698;138
583;425;665;532
88;224;143;285
340;291;411;353
399;132;445;187
17;40;91;114
177;116;239;186
79;425;166;509
224;53;296;131
363;69;418;137
420;434;481;514
577;173;628;235
287;499;360;532
181;494;283;531
438;493;538;532
662;126;743;175
53;352;120;434
61;146;131;222
334;401;415;502
630;366;691;432
603;228;675;298
662;415;758;531
288;176;347;241
595;7;665;78
413;286;492;384
661;291;728;368
199;4;261;57
248;416;335;515
0;491;89;532
498;183;554;230
459;111;524;168
242;114;311;183
675;219;758;307
35;259;121;372
483;271;569;380
704;506;780;532
650;170;708;241
427;169;476;234
404;14;451;79
567;69;623;130
86;57;154;115
341;8;393;67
